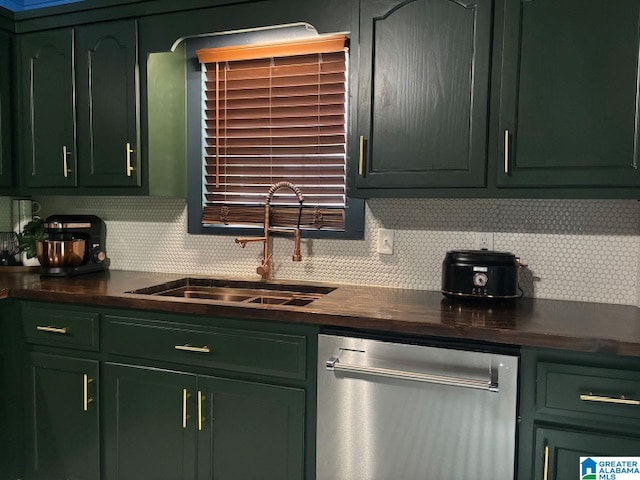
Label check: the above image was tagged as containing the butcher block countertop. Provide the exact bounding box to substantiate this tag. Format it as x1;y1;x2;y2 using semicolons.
1;269;639;356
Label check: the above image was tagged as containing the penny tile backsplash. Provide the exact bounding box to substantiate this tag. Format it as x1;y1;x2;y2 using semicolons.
1;196;639;306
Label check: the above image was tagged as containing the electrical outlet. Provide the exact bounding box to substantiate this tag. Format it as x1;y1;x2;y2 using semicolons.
377;228;394;255
476;232;494;251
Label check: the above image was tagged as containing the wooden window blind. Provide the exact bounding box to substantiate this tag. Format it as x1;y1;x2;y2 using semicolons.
196;34;348;231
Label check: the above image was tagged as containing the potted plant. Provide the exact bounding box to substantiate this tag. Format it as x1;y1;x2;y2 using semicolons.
18;217;47;266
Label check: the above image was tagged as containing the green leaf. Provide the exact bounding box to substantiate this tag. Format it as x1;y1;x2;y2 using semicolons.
18;217;48;258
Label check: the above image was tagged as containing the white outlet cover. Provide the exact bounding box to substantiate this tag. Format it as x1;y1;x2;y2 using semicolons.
476;232;494;250
378;228;394;254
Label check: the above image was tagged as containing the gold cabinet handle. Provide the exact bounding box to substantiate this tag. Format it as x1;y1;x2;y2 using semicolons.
126;142;135;177
504;130;510;174
62;145;72;178
358;136;365;176
36;325;68;334
83;374;93;412
198;391;205;431
580;393;640;406
543;445;549;480
175;344;211;354
182;388;188;429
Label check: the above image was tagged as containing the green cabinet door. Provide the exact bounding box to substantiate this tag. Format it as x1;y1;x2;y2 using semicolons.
102;363;197;480
1;301;23;480
76;20;140;188
19;29;77;188
533;426;640;480
498;0;640;187
25;353;99;480
0;31;12;189
354;0;491;190
197;375;305;480
0;347;6;480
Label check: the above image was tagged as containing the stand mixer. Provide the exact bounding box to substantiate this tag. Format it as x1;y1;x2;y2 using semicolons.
39;215;109;277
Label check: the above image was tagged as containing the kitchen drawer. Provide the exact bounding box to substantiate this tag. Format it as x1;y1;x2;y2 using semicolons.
21;303;100;351
537;361;640;424
103;315;306;380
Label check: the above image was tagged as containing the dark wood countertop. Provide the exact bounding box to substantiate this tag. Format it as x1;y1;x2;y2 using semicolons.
1;269;639;356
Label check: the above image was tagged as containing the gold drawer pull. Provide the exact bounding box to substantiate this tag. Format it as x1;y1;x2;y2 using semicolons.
504;129;510;174
198;391;205;431
126;142;136;177
182;388;188;429
358;135;365;176
83;374;93;412
580;393;640;406
36;326;68;334
543;445;549;480
63;145;72;178
175;344;211;354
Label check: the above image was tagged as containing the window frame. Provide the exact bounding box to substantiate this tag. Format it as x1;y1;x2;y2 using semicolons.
184;27;364;240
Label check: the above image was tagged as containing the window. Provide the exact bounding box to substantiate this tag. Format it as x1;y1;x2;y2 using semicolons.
186;27;364;239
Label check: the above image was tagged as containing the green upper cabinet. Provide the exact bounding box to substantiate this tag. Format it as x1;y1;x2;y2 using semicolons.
497;0;640;188
76;20;140;188
0;31;12;189
18;19;143;192
18;28;76;188
354;0;492;191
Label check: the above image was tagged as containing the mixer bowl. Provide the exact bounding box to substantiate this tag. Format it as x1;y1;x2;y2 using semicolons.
36;240;86;267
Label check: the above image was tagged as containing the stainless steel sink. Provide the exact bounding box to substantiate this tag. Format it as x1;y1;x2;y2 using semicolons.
128;277;336;307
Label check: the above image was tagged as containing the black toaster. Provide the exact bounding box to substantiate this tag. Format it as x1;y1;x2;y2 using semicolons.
441;250;520;299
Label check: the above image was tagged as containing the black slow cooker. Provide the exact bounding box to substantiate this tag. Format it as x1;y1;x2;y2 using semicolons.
441;250;521;299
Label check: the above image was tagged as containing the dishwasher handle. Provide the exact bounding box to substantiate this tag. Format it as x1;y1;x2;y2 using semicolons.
326;356;499;393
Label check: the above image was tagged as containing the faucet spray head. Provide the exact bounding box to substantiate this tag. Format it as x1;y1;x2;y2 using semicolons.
292;230;302;261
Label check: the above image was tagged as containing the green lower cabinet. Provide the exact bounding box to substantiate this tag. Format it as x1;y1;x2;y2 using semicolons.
519;348;640;479
25;353;99;480
0;347;6;480
103;363;305;480
534;426;640;480
197;375;305;480
103;363;197;480
1;300;23;480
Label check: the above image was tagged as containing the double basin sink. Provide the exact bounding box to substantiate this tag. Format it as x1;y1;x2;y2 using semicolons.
128;277;336;307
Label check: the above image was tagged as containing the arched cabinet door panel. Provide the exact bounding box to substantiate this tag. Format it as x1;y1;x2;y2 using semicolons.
18;29;77;188
76;19;140;188
355;0;491;191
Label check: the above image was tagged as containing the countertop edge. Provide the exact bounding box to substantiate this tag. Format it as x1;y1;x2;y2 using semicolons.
7;274;640;357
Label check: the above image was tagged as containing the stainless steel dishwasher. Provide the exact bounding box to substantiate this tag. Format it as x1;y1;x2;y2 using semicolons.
317;333;519;480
